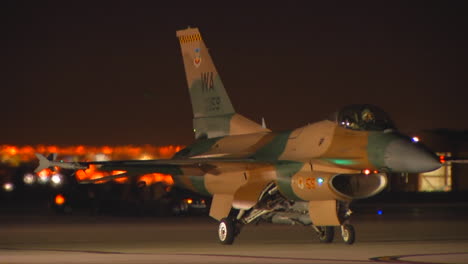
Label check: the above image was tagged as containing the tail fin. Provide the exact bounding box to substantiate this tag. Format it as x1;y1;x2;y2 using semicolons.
176;27;269;139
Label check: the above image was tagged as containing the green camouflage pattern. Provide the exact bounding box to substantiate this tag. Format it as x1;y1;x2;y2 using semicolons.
42;28;440;225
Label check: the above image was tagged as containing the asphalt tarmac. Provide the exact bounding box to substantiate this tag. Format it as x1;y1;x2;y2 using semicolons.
1;210;468;264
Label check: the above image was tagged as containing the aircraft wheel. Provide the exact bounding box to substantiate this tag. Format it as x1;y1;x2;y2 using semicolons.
341;224;355;245
317;226;334;243
218;218;236;245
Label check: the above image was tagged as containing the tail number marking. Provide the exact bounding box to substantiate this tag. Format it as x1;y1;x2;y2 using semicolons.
205;96;221;112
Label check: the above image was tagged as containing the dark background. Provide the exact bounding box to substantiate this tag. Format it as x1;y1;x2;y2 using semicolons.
2;1;467;146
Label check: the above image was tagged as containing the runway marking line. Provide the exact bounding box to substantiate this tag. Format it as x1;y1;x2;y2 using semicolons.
0;247;375;263
0;247;124;255
3;247;467;263
371;252;468;264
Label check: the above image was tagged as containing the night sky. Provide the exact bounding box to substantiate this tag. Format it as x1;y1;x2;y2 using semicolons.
2;1;468;146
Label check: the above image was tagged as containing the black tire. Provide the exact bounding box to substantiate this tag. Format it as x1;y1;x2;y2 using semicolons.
218;218;236;245
342;224;355;245
317;226;334;243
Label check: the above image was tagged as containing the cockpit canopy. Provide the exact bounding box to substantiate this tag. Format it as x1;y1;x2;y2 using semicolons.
329;104;396;131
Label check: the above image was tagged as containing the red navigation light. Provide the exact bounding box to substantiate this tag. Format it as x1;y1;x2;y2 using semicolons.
439;155;446;164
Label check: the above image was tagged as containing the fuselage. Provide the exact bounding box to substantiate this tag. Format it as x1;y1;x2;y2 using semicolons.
177;119;440;173
171;119;440;202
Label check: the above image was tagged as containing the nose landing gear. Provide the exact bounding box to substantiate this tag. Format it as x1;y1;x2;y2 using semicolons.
315;226;335;243
341;224;355;245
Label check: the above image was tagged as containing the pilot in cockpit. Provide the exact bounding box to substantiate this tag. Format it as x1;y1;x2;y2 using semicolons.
361;108;375;123
335;105;395;131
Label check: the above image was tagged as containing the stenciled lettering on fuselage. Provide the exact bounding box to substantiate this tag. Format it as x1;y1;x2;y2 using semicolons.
297;177;317;190
201;72;214;93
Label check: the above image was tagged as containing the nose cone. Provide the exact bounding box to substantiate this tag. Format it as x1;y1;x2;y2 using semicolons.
384;139;441;173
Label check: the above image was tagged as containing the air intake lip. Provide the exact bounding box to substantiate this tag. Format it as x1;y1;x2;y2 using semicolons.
330;173;388;199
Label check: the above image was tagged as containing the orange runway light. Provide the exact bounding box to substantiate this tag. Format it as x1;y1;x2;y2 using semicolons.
55;194;66;205
6;146;18;155
138;173;174;186
2;144;183;185
1;144;184;165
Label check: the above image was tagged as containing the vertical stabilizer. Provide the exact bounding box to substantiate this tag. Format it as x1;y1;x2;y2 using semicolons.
176;28;269;139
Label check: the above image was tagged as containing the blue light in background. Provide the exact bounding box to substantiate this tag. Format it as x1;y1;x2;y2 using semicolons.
377;210;383;215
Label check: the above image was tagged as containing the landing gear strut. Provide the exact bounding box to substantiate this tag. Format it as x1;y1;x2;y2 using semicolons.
313;224;355;244
341;224;355;244
315;226;334;243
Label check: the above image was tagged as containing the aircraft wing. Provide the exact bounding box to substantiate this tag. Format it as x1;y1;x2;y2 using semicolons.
35;153;363;185
94;157;269;177
35;153;270;179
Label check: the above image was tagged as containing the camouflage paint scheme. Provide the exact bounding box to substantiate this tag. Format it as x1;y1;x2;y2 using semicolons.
168;28;438;224
38;28;440;228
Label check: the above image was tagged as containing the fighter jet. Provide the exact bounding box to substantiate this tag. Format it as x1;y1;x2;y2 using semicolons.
36;27;441;245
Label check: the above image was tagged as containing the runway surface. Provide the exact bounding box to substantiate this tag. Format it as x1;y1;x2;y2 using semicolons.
1;211;468;264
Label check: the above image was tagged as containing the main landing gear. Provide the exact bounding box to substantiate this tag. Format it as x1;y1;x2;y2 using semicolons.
218;217;241;245
217;215;356;245
217;182;278;245
312;224;355;244
217;219;356;245
215;184;356;245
